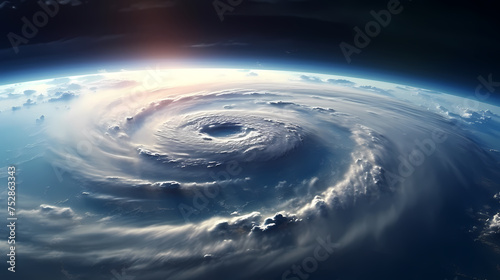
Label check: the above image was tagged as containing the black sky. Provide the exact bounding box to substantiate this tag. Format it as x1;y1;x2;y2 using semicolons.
0;0;499;101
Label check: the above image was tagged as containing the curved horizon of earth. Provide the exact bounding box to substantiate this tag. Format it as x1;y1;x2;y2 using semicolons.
0;68;499;280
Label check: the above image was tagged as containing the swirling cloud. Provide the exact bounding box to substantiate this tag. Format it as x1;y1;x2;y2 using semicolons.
6;68;500;279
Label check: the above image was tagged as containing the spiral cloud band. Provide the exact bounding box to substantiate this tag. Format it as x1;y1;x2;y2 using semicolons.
3;68;500;279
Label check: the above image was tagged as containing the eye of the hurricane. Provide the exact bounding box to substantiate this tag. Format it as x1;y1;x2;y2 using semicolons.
200;123;245;138
139;113;313;166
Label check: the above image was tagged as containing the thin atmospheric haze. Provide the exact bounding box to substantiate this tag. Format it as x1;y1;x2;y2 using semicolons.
0;1;499;280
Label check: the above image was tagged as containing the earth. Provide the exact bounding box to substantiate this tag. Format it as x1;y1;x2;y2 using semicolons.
1;68;500;280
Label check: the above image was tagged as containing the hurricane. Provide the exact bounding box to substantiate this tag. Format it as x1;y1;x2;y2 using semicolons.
1;68;500;280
